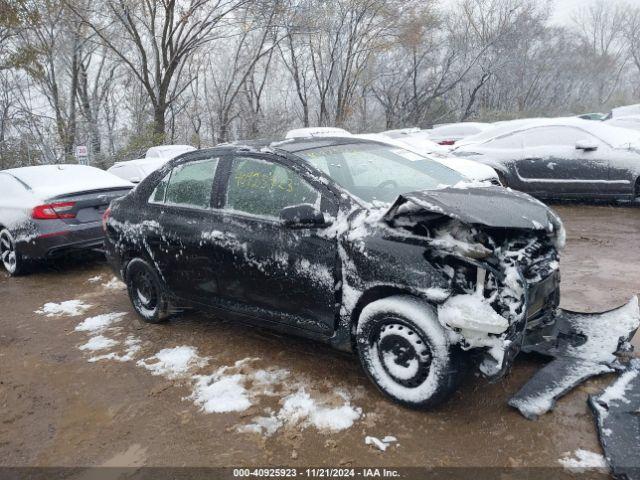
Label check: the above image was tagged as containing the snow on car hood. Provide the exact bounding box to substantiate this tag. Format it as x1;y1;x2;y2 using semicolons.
384;186;556;231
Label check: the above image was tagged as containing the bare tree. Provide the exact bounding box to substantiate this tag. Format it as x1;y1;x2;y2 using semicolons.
67;0;246;140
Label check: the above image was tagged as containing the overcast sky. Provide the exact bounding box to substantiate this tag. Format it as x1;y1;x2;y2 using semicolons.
442;0;628;25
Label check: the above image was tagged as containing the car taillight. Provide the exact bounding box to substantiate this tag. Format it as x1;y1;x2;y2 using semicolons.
439;140;456;146
102;207;111;232
32;202;77;220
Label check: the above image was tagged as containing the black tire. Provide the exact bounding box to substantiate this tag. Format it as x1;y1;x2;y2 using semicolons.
356;295;467;409
0;229;28;276
125;258;172;323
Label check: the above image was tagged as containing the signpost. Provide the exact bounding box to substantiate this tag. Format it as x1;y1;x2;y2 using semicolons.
75;145;89;165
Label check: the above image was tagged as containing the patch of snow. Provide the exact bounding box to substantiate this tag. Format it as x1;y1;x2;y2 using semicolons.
35;300;92;317
438;293;509;335
103;277;126;290
88;336;141;363
559;449;608;471
137;346;209;378
87;275;103;283
191;373;251;413
75;312;127;333
278;388;362;431
365;435;398;452
236;410;283;436
597;364;639;408
79;335;118;351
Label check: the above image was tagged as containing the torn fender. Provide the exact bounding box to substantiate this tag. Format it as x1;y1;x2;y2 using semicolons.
589;360;640;480
510;297;639;420
521;297;640;366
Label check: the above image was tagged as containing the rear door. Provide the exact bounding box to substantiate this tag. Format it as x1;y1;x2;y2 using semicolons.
147;154;224;301
203;153;339;334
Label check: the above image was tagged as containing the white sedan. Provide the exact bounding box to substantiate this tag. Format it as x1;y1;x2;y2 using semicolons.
284;128;500;184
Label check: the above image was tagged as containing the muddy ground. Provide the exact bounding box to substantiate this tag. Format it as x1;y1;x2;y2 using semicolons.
0;204;638;476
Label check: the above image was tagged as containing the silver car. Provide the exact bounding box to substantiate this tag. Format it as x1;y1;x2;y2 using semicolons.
0;164;132;275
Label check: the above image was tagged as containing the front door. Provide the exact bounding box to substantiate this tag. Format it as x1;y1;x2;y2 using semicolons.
201;154;339;334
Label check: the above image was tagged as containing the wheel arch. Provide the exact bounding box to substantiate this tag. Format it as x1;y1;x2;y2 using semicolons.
346;285;437;352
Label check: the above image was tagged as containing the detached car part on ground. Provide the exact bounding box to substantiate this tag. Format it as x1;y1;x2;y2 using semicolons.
0;165;132;276
104;138;638;409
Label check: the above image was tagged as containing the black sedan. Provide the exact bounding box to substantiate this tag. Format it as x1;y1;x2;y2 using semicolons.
452;118;640;202
104;138;565;408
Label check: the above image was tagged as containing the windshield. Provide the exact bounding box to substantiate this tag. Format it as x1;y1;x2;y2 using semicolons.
295;143;464;204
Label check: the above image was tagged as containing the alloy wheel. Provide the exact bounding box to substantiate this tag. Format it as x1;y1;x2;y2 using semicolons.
0;230;17;274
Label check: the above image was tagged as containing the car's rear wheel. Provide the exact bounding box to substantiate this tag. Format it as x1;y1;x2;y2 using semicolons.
356;295;466;409
0;229;26;276
125;258;171;323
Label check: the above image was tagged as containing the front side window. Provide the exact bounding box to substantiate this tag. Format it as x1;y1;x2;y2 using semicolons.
225;157;319;218
522;127;599;148
149;158;218;208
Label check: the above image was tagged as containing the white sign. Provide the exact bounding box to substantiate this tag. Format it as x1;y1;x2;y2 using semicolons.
75;145;88;165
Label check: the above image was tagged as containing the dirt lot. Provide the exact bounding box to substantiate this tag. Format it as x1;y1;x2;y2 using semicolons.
0;204;638;475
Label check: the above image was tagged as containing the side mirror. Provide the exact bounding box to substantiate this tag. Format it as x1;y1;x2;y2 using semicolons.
130;176;141;184
575;139;598;152
279;204;327;228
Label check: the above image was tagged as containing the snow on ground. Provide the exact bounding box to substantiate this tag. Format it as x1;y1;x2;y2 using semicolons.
79;335;118;351
365;435;398;452
277;388;362;431
137;346;209;378
87;275;103;283
35;300;92;317
75;312;127;332
88;336;142;363
72;314;364;435
559;449;608;471
102;276;126;290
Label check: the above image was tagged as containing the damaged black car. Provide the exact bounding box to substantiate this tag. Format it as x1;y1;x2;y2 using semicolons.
104;138;567;408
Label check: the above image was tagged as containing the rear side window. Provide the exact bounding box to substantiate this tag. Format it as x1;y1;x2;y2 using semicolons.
225;157;319;218
150;158;218;208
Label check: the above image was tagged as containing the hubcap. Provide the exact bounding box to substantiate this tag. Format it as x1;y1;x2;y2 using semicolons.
375;321;432;388
0;231;17;273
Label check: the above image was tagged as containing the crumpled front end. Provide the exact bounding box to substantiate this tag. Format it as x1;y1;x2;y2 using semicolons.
383;189;564;377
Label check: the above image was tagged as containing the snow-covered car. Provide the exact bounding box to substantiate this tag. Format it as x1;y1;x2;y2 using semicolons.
108;158;171;183
452;117;640;202
605;115;640;132
372;130;501;184
145;144;196;159
285;128;500;184
426;122;492;146
0;165;133;275
104;138;566;409
608;103;640;119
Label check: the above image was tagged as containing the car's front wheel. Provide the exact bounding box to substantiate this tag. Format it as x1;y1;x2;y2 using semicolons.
0;229;27;276
356;295;466;409
125;258;172;323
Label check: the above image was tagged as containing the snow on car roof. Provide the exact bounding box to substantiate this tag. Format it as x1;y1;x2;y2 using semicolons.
145;145;196;159
2;164;133;199
285;127;352;139
456;117;640;149
430;122;491;135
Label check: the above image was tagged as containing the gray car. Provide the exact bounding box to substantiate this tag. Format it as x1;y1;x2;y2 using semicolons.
452;117;640;202
0;164;132;275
